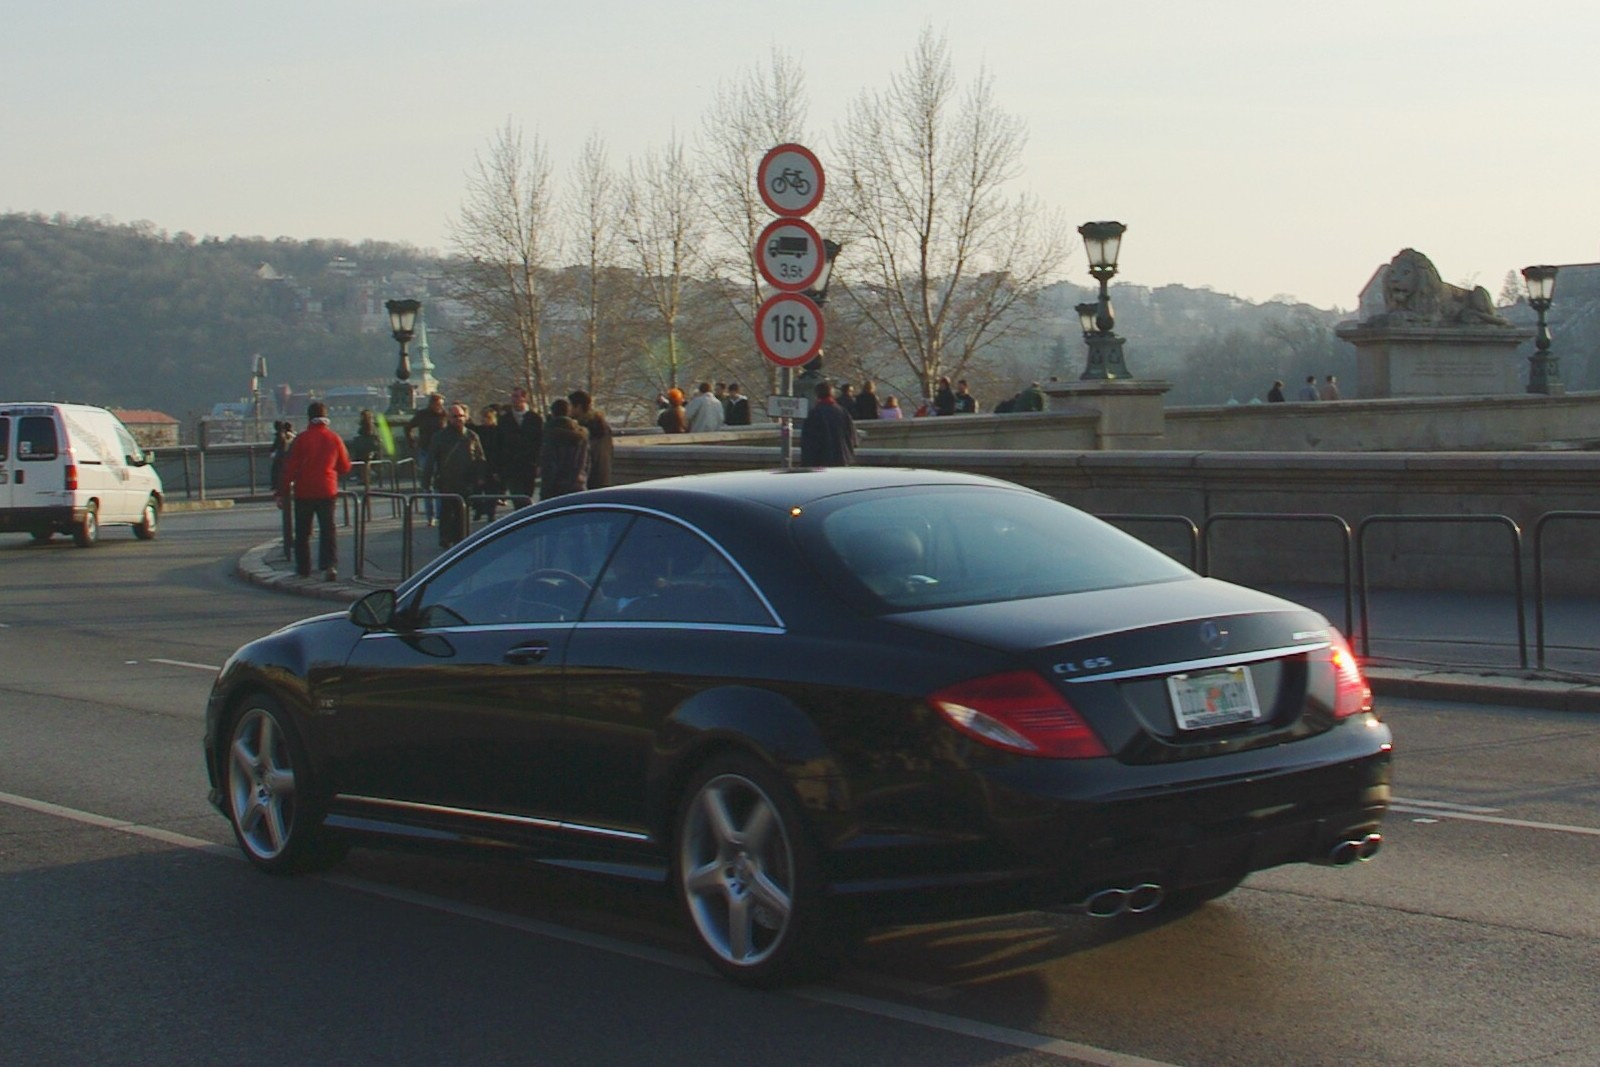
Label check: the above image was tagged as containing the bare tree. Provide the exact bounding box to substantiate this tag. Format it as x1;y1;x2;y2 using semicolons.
560;131;634;397
698;49;809;394
622;135;706;392
448;121;558;406
830;27;1070;396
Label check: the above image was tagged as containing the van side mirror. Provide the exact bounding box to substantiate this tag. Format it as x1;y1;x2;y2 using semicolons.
350;589;397;629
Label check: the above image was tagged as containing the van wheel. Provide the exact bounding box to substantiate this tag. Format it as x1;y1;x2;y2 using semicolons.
73;504;98;548
134;497;159;540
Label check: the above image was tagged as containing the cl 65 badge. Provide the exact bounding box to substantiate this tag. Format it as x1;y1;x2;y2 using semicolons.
1054;657;1113;674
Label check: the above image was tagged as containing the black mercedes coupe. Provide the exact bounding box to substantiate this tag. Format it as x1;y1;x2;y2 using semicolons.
205;467;1392;985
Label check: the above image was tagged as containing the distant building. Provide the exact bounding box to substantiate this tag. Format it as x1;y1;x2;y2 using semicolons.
111;409;181;449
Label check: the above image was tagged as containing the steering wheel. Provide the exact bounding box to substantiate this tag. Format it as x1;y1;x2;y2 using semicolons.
514;568;592;620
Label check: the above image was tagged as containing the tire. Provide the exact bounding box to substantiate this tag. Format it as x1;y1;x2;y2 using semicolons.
73;503;98;548
222;692;346;875
133;496;159;540
673;753;830;987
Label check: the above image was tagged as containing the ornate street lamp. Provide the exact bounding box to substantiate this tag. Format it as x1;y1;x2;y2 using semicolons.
1521;265;1562;395
1077;221;1132;380
385;298;422;415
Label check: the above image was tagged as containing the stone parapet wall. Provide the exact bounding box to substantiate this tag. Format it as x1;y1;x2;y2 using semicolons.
610;444;1600;595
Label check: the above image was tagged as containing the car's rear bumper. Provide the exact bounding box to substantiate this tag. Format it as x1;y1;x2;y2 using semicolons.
0;505;83;533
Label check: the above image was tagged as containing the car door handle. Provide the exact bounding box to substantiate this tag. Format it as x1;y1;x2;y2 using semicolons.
503;642;550;665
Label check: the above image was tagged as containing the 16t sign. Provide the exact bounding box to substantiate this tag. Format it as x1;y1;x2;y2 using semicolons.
755;292;825;367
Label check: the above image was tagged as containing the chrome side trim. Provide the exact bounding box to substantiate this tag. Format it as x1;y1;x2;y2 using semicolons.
1059;641;1330;684
336;794;651;842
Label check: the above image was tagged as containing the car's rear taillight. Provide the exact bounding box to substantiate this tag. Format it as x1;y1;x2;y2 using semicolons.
929;671;1109;758
1327;632;1372;719
64;464;78;491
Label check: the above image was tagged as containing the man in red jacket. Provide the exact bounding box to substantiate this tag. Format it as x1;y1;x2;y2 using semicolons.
276;401;353;580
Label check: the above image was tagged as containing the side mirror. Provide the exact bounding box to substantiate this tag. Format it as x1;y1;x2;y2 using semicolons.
350;588;397;630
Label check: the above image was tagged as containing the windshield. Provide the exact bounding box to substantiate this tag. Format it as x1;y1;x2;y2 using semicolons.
812;486;1192;611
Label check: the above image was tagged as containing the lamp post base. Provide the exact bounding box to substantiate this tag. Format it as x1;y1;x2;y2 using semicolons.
1080;333;1131;380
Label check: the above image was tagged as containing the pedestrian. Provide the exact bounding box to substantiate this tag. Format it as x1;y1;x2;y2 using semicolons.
836;382;857;416
1320;374;1341;401
1298;375;1321;401
1017;381;1046;412
724;382;752;427
276;401;352;581
404;392;449;524
855;381;881;421
686;380;726;433
953;379;978;414
496;386;543;502
568;389;613;490
933;376;957;416
428;403;488;549
799;381;858;467
268;420;296;559
1267;380;1286;403
539;398;590;499
470;405;503;520
879;395;903;419
658;388;688;433
347;409;382;489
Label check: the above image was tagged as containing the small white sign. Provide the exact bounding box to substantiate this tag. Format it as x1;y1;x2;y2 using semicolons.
767;395;809;419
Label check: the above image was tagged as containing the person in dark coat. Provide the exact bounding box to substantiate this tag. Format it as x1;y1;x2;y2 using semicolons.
933;376;957;416
724;382;752;426
799;381;858;467
269;420;296;559
1267;380;1286;403
657;388;688;433
428;404;488;549
854;381;881;421
496;386;543;501
568;390;613;490
539;398;590;499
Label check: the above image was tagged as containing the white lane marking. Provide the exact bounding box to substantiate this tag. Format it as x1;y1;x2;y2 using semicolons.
1390;796;1503;814
148;658;221;672
1389;804;1600;838
0;789;1178;1067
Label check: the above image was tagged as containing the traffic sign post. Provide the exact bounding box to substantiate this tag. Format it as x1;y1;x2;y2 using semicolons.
754;143;827;468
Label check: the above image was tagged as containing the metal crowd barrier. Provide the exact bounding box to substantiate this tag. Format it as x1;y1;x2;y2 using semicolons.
1355;514;1526;669
1531;511;1600;670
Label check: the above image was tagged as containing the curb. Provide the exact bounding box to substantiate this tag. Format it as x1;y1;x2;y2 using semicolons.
166;499;236;513
237;541;368;604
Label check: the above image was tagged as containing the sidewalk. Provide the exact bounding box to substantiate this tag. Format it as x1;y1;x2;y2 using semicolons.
236;529;1600;714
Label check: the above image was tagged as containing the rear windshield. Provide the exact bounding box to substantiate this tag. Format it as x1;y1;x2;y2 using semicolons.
17;416;58;461
810;486;1192;611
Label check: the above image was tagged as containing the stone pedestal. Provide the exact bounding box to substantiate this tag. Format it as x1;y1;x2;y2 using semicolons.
1336;324;1534;398
1042;379;1171;449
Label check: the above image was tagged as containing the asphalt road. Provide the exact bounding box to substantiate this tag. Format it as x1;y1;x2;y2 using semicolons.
3;507;1599;1066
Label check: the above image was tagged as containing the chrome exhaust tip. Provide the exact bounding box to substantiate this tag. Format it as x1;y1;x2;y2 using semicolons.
1073;882;1167;918
1326;832;1383;866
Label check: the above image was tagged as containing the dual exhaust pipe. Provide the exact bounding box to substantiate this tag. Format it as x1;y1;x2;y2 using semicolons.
1072;882;1165;919
1324;831;1383;866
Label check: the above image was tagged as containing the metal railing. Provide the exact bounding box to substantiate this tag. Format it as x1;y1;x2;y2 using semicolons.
1532;511;1600;670
1355;514;1527;669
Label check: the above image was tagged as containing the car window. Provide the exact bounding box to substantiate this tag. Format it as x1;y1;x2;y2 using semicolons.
17;416;58;461
414;510;630;627
588;516;772;626
0;417;9;463
816;487;1193;610
114;423;143;463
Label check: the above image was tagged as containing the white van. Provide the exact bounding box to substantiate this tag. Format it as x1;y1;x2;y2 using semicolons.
0;403;164;547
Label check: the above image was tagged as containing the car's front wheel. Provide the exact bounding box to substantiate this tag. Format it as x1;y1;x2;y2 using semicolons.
674;753;829;986
223;693;344;874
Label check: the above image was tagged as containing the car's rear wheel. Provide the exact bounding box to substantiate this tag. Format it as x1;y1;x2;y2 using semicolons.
133;496;159;540
673;753;828;986
223;693;345;874
73;503;98;548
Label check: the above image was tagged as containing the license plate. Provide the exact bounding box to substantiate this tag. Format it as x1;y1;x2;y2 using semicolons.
1167;666;1262;730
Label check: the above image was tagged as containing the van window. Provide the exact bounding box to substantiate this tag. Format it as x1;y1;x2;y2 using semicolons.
17;417;58;461
0;417;9;462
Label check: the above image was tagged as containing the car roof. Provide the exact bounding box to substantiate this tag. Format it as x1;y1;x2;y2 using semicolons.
582;467;1026;512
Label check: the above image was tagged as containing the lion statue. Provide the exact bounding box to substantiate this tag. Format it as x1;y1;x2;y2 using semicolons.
1369;248;1510;327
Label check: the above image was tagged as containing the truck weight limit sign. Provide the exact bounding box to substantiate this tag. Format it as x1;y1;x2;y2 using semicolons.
755;217;825;292
755;292;825;368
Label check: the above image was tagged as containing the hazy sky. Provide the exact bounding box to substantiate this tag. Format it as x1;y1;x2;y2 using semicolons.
5;1;1597;309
